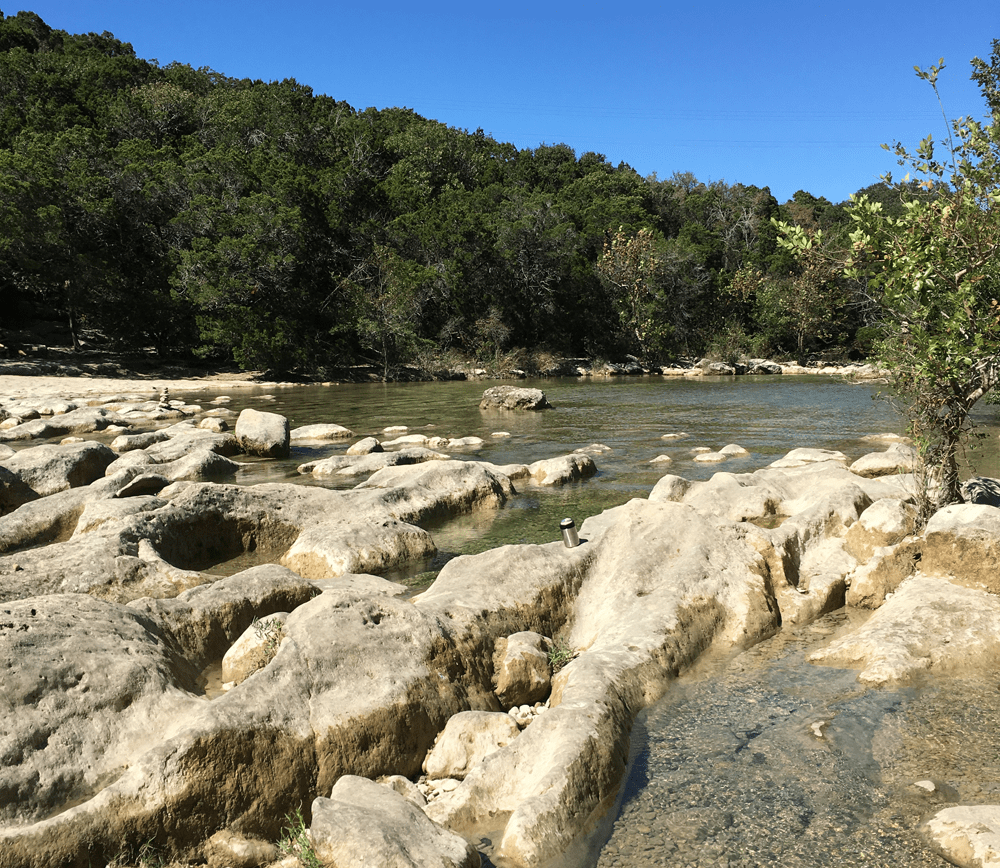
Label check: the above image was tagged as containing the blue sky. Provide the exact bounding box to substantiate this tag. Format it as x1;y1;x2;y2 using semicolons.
8;1;1000;203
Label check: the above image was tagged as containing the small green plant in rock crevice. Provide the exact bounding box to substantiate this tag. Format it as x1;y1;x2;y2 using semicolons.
547;637;577;673
252;615;285;662
277;806;324;868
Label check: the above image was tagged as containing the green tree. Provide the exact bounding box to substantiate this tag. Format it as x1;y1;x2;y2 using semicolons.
787;53;1000;511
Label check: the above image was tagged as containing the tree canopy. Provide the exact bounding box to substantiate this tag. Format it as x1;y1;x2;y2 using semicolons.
0;10;887;376
780;45;1000;510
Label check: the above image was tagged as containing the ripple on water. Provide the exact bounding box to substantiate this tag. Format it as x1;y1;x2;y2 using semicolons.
594;609;999;868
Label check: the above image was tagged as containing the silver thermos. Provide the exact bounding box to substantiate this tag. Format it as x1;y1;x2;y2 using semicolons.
560;517;580;548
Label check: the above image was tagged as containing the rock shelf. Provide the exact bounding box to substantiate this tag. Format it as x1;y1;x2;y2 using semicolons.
0;381;997;868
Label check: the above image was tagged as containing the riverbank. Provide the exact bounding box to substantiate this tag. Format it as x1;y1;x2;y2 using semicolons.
9;377;996;868
0;355;885;401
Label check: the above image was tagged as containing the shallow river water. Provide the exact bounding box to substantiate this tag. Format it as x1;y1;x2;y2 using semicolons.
175;374;1000;867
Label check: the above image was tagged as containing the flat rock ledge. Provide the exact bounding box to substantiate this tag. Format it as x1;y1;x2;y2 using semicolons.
3;424;999;868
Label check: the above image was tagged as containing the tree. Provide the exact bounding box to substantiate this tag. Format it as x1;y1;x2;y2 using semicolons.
596;226;707;360
786;53;1000;512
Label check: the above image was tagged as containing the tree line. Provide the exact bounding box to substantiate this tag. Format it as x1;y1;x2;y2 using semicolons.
0;10;917;376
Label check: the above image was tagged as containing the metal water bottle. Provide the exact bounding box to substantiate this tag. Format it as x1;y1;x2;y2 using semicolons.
560;517;580;548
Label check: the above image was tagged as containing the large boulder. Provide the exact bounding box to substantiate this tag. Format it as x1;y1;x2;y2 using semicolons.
479;386;552;411
920;503;1000;593
849;443;917;478
527;454;597;486
3;441;117;497
0;593;204;827
843;497;917;562
310;776;481;868
235;408;290;458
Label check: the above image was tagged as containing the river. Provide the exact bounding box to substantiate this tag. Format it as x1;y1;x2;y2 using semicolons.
192;373;1000;867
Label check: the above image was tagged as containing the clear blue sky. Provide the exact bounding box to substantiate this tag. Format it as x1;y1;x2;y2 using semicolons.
8;1;999;203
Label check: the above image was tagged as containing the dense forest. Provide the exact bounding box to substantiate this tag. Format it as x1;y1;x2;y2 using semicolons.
0;10;912;377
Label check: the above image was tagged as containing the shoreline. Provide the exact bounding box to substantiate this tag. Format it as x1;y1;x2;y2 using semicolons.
0;358;884;401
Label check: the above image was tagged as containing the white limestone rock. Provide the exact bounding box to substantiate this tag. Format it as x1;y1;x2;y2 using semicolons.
310;776;480;868
423;711;521;780
493;632;551;707
527;454;597;486
810;573;1000;684
923;805;1000;867
235;408;290;458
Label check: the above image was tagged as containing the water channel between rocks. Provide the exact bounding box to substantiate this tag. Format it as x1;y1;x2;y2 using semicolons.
583;609;1000;868
56;374;1000;866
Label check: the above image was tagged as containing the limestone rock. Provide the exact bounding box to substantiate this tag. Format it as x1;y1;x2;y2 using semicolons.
310;776;480;868
849;443;916;478
423;711;521;780
198;417;229;433
0;465;40;516
493;632;551;707
379;774;427;808
693;451;728;463
648;474;692;503
923;805;1000;868
843;498;917;562
769;447;849;468
111;430;172;452
347;436;382;455
3;441;117;497
298;446;447;478
129;565;320;669
222;612;288;685
235;408;290;458
527;454;597;486
289;423;353;442
479;386;552;411
203;830;280;868
0;593;203;826
921;503;1000;593
720;443;749;456
810;573;1000;684
844;544;919;608
424;498;779;868
447;436;484;448
0;407;131;442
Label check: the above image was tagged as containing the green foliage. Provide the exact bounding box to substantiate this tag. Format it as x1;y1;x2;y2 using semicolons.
0;9;893;373
251;615;285;661
547;637;576;672
790;50;1000;511
278;807;325;868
